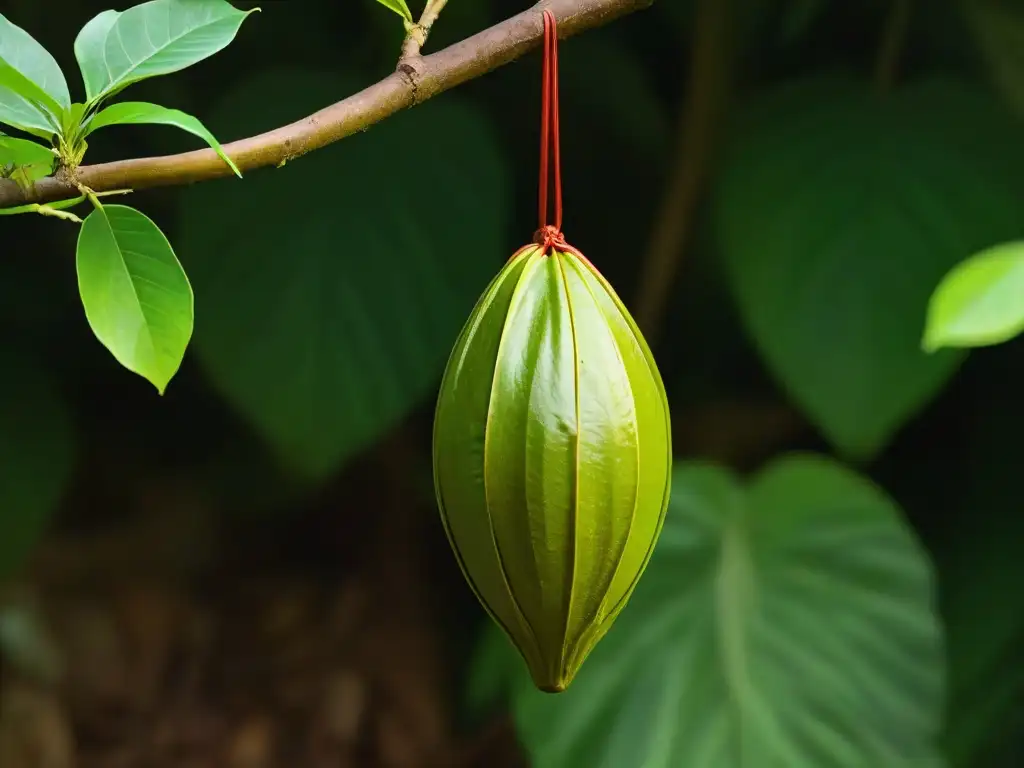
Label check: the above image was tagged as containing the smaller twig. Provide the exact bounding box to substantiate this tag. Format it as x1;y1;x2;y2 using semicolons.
0;202;82;223
400;0;450;60
0;187;131;221
875;0;913;91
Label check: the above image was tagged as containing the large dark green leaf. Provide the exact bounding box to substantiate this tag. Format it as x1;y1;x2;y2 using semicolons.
713;75;1024;460
559;31;670;161
178;68;509;480
0;351;75;578
472;454;945;768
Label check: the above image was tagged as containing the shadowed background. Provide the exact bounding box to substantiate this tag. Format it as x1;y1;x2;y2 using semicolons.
1;0;1023;766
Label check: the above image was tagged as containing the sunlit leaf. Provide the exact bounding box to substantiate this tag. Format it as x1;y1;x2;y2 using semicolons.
373;0;414;23
923;241;1024;351
0;12;68;136
714;75;1024;459
76;204;194;394
0;133;53;183
85;101;240;176
74;0;259;104
472;454;945;768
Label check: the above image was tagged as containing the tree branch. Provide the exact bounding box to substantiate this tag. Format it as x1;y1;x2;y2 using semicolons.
0;0;652;209
400;0;449;61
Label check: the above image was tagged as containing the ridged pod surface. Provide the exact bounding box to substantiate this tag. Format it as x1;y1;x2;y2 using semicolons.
432;244;672;692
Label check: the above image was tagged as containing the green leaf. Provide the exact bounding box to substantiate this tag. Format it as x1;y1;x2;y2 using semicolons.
923;241;1024;352
0;133;53;183
373;0;414;23
560;32;671;159
473;454;945;768
74;0;259;104
713;75;1024;460
0;351;75;578
0;12;68;136
60;101;87;138
76;203;194;394
85;101;240;177
178;68;509;480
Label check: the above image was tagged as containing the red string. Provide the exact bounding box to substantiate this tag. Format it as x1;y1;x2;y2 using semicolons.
537;10;563;246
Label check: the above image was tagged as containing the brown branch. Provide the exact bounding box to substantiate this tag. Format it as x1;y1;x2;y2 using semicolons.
400;0;450;61
0;0;653;209
631;0;734;341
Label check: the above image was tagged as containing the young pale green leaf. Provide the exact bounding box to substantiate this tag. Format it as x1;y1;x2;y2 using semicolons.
0;13;69;118
60;102;87;138
85;101;240;177
0;133;53;186
714;75;1024;460
473;454;946;768
374;0;414;23
923;241;1024;352
76;204;194;394
0;350;75;580
74;0;259;105
0;133;53;167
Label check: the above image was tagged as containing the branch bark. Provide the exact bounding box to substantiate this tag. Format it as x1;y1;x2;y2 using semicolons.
0;0;653;209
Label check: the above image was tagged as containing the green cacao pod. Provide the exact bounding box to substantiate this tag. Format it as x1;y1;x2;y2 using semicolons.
432;243;672;692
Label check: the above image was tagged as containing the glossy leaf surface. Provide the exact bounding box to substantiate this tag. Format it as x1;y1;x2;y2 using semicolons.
923;240;1024;351
74;0;258;103
85;101;240;176
374;0;413;22
76;204;194;394
0;12;67;136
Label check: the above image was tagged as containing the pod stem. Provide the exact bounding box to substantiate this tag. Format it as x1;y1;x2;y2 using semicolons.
537;10;564;246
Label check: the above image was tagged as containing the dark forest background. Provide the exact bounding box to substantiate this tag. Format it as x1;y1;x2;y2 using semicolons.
1;0;1023;766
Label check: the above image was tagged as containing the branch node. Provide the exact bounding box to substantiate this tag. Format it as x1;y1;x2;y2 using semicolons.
397;60;423;104
0;0;655;210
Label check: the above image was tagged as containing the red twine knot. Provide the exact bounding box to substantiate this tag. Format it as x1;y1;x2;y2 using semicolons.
534;224;567;251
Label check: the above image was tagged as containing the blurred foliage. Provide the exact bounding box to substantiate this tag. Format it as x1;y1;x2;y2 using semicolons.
178;68;508;480
714;73;1024;459
472;455;945;768
0;350;75;579
0;0;1023;766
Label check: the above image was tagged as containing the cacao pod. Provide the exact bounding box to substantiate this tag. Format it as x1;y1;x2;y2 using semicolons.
432;243;672;692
